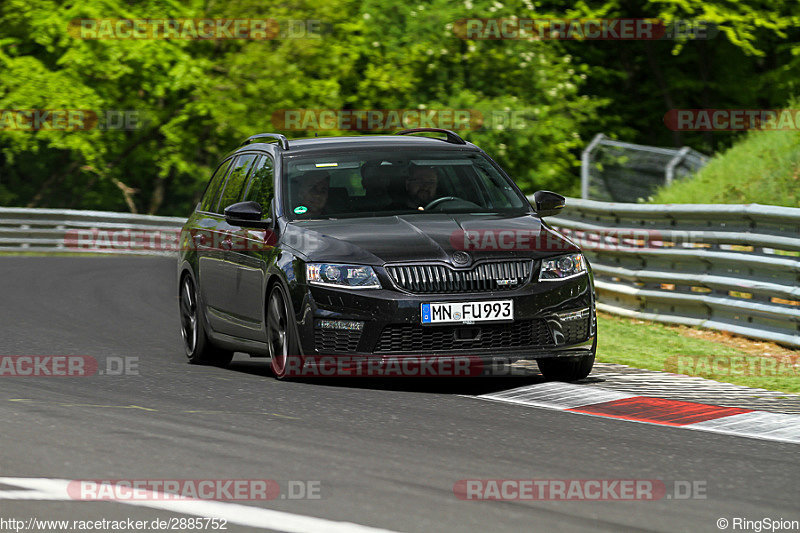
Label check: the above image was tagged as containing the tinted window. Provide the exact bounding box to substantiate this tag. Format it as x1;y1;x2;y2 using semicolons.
242;155;275;216
215;154;258;214
199;158;233;213
284;150;529;219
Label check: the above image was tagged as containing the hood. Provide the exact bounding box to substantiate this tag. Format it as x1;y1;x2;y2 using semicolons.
282;213;578;265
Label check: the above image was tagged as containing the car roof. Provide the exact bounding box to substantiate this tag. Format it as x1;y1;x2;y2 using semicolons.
227;135;482;159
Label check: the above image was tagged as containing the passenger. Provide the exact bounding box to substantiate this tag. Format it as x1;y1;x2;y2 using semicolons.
357;162;392;210
293;171;330;217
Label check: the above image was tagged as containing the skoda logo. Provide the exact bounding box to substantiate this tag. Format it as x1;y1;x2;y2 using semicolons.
452;251;471;265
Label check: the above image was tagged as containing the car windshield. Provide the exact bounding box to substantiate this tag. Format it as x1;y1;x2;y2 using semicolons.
284;149;530;219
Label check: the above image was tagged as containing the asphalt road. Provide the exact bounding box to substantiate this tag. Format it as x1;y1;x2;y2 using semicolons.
0;256;797;532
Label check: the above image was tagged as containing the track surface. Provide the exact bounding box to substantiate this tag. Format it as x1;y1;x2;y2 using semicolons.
0;256;798;532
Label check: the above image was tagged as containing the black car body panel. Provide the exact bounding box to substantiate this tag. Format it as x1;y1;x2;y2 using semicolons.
178;133;596;375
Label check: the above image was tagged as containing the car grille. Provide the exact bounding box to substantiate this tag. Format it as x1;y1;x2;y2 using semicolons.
386;260;532;294
314;329;362;353
374;320;553;353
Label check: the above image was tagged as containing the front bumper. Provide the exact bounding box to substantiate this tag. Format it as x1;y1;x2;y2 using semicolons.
295;273;596;360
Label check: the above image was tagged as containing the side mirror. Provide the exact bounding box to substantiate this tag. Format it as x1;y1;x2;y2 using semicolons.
533;190;566;218
224;201;272;229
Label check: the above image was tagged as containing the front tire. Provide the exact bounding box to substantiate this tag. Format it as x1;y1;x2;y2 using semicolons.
537;353;595;381
537;336;596;382
267;283;301;379
179;275;234;367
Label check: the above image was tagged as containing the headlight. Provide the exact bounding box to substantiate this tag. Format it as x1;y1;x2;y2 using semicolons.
539;253;586;281
306;263;381;289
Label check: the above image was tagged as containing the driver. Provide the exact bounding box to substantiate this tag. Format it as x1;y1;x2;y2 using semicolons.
397;165;439;210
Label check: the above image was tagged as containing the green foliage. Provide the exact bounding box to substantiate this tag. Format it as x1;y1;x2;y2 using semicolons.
542;0;800;154
0;0;798;214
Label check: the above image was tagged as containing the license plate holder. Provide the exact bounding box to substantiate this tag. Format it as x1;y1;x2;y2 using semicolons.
420;300;514;325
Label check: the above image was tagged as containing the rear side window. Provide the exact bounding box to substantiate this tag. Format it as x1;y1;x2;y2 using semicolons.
215;154;258;213
242;155;275;216
199;158;233;213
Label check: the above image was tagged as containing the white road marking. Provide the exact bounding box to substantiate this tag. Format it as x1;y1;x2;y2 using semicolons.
473;381;636;409
468;382;800;445
0;478;405;533
688;411;800;444
591;363;800;413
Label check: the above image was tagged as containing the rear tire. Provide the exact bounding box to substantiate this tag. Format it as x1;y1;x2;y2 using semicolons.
179;275;234;367
267;283;301;379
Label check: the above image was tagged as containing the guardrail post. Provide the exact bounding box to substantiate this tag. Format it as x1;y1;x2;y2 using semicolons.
581;133;605;199
665;146;691;186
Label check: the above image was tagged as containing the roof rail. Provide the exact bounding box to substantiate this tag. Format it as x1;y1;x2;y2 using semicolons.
241;133;289;150
396;128;466;145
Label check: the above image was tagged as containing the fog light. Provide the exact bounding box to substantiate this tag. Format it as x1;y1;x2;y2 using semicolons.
316;319;364;331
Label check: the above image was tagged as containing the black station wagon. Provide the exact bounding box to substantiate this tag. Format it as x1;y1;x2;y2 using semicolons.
178;129;596;380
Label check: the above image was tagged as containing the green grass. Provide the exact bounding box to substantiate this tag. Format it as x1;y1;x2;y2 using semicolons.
652;128;800;207
596;313;800;393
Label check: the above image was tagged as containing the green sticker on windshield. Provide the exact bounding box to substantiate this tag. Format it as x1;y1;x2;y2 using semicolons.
294;205;308;214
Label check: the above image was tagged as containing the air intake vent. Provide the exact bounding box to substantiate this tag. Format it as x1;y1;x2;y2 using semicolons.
374;320;552;353
314;329;362;353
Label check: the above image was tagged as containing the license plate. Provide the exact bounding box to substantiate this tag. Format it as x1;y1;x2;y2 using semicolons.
421;300;513;325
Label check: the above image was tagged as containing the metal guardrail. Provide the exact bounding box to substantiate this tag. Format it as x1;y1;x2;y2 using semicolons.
2;203;799;347
0;207;185;255
546;197;800;348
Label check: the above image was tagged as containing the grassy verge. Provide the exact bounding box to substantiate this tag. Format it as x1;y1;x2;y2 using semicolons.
651;127;800;207
596;313;800;393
